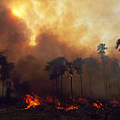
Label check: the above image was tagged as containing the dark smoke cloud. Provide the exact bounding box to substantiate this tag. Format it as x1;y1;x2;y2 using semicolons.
0;5;30;61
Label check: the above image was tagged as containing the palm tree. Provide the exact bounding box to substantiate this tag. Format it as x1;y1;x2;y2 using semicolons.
116;39;120;51
0;54;8;97
97;43;108;97
73;58;83;97
45;57;68;96
83;57;99;97
97;43;107;59
0;54;14;97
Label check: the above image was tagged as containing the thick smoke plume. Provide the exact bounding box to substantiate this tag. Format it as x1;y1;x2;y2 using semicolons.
0;0;120;96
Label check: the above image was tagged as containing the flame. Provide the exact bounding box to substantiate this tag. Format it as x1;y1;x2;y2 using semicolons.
56;105;79;111
93;102;103;110
65;105;79;111
69;74;73;78
25;94;40;109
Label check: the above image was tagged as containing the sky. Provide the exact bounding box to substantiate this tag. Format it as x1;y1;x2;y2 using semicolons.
0;0;120;61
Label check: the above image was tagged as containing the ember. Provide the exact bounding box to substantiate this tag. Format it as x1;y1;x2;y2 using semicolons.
110;100;120;104
65;105;79;111
93;102;104;110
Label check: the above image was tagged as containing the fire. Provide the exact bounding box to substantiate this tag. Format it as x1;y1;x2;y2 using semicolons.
93;102;103;110
25;94;40;109
56;105;79;111
65;105;79;111
69;73;73;78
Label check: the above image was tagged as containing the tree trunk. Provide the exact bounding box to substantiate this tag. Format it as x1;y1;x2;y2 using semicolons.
101;56;108;99
56;78;58;96
80;75;83;97
61;75;63;96
2;80;4;97
71;77;73;97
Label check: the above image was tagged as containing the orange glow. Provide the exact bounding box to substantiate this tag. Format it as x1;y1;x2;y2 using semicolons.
110;100;120;104
12;8;23;17
65;105;79;111
56;105;79;111
12;9;19;16
93;102;103;110
25;94;40;109
69;74;73;78
29;40;37;46
29;34;37;46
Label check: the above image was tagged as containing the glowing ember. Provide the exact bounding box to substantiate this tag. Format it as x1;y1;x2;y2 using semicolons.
56;105;79;111
25;94;40;109
65;105;79;111
46;96;53;103
93;102;103;110
54;98;61;106
69;73;73;77
110;100;120;104
56;106;64;110
78;97;88;103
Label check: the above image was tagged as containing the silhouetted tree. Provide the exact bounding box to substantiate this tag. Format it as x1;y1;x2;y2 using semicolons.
116;39;120;51
97;43;107;58
45;57;68;96
97;43;108;97
0;54;8;97
73;57;83;96
83;57;99;97
0;53;14;97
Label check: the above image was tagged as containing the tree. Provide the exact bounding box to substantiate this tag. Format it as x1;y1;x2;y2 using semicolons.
73;58;83;97
0;54;14;97
97;43;108;98
0;54;8;97
97;43;107;58
83;57;99;97
116;39;120;51
45;57;68;96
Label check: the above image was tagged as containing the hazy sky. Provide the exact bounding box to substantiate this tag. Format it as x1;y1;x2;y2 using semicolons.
1;0;120;60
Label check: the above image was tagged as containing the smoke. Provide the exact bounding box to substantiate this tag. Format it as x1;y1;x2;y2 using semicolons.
0;0;120;96
0;4;30;61
1;0;120;59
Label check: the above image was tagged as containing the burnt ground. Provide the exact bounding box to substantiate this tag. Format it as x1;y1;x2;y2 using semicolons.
0;105;120;120
0;97;120;120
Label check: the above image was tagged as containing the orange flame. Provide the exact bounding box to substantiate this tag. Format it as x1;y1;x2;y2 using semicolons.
25;94;40;109
69;74;73;77
93;102;103;110
65;105;79;111
56;105;79;111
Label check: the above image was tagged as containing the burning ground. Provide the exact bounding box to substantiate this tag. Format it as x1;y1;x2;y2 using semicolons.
1;93;120;120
